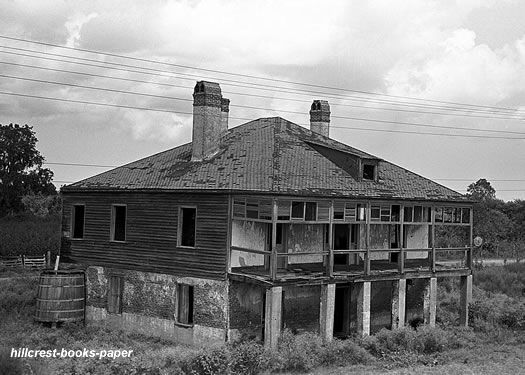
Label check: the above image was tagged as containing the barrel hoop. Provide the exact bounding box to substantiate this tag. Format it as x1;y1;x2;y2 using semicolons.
36;298;85;302
38;284;85;288
34;309;85;313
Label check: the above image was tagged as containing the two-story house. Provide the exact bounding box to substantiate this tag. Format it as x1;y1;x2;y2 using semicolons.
60;81;473;348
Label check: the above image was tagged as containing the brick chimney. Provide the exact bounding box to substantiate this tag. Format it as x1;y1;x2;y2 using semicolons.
220;97;230;133
192;81;222;161
309;100;330;137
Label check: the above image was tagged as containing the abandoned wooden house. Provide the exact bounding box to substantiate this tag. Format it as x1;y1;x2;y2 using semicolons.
60;81;473;348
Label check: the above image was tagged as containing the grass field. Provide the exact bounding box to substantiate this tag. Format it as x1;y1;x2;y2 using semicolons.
0;264;523;374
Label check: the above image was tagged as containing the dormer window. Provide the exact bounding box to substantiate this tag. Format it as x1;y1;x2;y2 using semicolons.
362;164;376;181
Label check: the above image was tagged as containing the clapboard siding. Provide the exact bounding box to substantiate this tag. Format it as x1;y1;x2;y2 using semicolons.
61;192;229;280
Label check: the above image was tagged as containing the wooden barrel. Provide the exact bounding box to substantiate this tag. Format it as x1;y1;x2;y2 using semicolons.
35;269;85;323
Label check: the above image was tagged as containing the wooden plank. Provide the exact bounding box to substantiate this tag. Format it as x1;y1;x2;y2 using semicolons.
365;201;371;276
270;199;278;281
431;205;436;272
398;204;405;274
327;200;334;278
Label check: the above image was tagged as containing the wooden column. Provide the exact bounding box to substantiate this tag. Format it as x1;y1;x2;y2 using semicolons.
398;205;405;274
356;281;371;336
365;202;371;275
423;277;437;327
391;279;406;329
327;201;334;277
459;275;473;326
431;205;436;272
319;283;336;342
264;286;283;349
468;208;473;269
270;200;278;280
226;195;233;274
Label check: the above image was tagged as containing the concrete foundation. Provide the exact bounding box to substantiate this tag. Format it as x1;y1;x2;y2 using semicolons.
459;275;473;326
85;266;228;346
356;281;371;336
391;279;406;329
264;286;283;349
423;277;437;327
319;284;335;342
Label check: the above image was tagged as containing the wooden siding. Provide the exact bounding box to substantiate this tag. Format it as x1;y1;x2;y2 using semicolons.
61;192;229;280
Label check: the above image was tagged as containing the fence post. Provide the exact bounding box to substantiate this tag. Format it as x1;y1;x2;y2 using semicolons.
47;251;51;267
22;254;25;268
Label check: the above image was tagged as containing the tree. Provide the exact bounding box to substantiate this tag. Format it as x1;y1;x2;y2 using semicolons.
0;123;56;215
466;178;496;202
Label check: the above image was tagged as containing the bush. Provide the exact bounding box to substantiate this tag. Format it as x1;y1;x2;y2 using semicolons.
0;213;60;257
474;263;525;298
469;291;525;332
362;326;450;356
228;341;265;375
180;347;229;375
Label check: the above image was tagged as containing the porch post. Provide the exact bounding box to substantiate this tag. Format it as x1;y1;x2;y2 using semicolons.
270;199;278;280
423;277;437;327
264;286;282;349
459;275;473;326
319;283;336;342
391;279;406;329
356;281;371;336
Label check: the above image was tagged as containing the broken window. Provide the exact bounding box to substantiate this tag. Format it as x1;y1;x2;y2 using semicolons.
371;205;381;221
391;205;400;221
362;164;376;180
291;201;305;219
179;207;196;247
107;275;123;314
72;204;85;239
246;199;259;219
305;202;317;221
435;207;443;223
277;200;291;220
333;201;345;220
461;208;470;224
177;284;194;325
111;205;126;242
404;206;413;222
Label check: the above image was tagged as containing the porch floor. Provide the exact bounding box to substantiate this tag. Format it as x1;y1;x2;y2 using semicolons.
230;259;469;283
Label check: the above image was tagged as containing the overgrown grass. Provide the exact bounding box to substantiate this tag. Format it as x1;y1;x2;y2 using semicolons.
474;262;525;298
0;213;60;257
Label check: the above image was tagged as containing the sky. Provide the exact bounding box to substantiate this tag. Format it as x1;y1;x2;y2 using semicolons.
1;0;524;201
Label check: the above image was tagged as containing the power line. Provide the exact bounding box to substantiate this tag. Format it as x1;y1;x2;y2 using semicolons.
3;90;525;140
3;73;525;136
1;46;523;117
43;162;525;183
1;34;522;114
3;60;524;122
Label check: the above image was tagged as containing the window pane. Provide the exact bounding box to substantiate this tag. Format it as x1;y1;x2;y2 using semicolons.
391;205;400;221
113;206;126;241
363;164;375;180
73;205;85;239
181;208;196;247
435;208;443;223
305;202;317;221
461;208;470;224
371;206;380;220
291;201;304;219
414;206;423;222
404;206;413;222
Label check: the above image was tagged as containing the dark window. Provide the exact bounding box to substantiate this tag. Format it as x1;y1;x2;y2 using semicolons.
291;201;304;219
461;208;470;224
391;205;400;221
111;205;126;241
435;208;443;223
276;223;283;245
177;284;194;325
107;276;123;314
180;207;196;247
404;206;413;222
305;202;317;221
413;206;423;222
371;206;380;221
362;164;375;180
72;205;85;239
246;201;259;219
